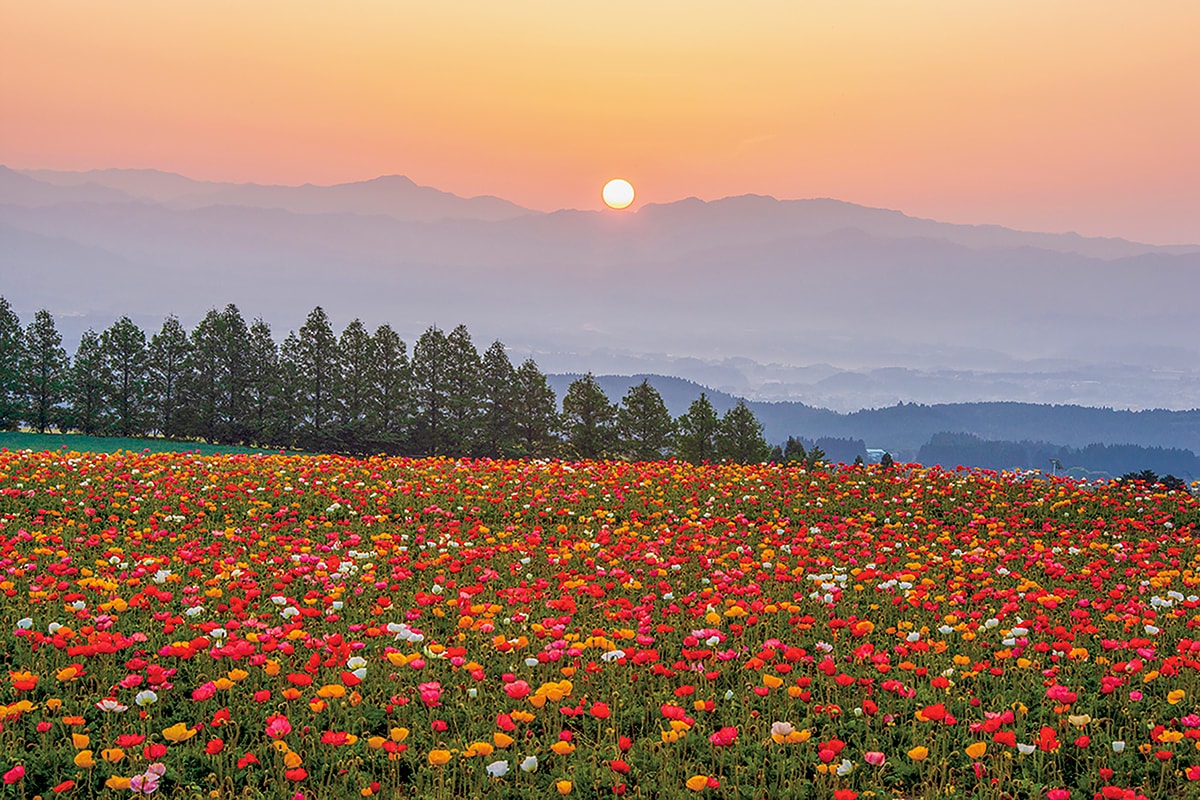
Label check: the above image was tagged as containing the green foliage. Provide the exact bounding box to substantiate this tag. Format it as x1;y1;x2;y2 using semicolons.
716;401;771;463
0;297;25;430
367;323;412;453
675;392;720;463
512;358;559;457
68;329;106;435
411;326;450;455
445;324;484;455
616;379;675;461
147;315;192;440
478;340;519;458
562;373;617;459
337;318;375;453
21;309;69;433
99;316;149;437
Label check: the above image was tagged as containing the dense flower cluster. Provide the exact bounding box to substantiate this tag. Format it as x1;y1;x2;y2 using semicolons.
0;449;1197;799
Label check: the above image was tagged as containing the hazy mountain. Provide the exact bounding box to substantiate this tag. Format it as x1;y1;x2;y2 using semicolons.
18;168;533;222
3;167;1199;412
0;166;136;206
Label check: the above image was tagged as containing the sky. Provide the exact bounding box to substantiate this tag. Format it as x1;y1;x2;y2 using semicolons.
4;1;1199;244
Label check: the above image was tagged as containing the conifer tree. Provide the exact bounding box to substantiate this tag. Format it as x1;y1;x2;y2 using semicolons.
368;324;412;453
562;373;617;459
513;359;559;457
444;325;484;454
479;340;519;458
411;326;451;455
147;315;191;439
219;304;251;444
616;379;674;461
99;316;149;437
296;306;339;446
337;318;373;452
715;401;771;463
68;330;106;435
21;309;69;432
0;297;23;430
675;392;720;464
245;318;280;446
183;309;225;443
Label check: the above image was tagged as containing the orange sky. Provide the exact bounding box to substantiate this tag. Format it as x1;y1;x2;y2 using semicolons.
4;1;1198;243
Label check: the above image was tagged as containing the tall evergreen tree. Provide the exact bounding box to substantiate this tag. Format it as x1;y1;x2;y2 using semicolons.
244;318;280;446
274;332;306;450
368;324;412;453
716;401;771;463
562;373;617;459
616;379;675;461
0;297;23;430
68;330;107;435
99;316;149;437
478;340;519;458
411;326;450;455
20;309;69;432
512;359;559;457
295;306;339;446
337;318;373;452
675;392;720;464
183;309;225;442
445;324;483;454
219;304;251;444
147;315;192;439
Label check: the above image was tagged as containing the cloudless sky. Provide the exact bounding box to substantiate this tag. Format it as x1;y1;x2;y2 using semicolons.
4;1;1198;243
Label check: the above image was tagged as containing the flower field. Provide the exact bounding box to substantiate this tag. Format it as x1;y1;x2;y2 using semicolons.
1;451;1199;799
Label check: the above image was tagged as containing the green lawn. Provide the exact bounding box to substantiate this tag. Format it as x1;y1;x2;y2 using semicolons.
0;431;285;456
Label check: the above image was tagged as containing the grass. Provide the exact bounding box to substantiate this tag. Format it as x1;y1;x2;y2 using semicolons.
0;430;285;456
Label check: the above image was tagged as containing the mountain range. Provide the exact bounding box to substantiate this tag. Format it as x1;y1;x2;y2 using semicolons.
3;165;1199;414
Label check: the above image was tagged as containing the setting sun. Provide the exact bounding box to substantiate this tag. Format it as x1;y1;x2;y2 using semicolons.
602;178;635;210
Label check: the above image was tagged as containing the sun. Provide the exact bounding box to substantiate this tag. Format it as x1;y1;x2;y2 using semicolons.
602;178;635;210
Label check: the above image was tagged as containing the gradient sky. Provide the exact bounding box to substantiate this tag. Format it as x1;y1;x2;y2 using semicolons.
4;1;1198;244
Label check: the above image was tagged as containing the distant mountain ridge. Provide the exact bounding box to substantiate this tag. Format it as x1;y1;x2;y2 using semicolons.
3;165;1200;414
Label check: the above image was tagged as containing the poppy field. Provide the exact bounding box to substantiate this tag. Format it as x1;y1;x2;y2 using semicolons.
1;450;1199;799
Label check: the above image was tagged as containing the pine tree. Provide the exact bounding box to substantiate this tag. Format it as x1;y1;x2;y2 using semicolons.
183;309;224;443
513;359;559;457
337;319;373;452
295;306;340;447
411;326;450;455
616;379;675;461
147;315;192;439
675;393;720;463
21;309;69;432
479;340;519;458
368;324;412;453
562;373;617;459
784;436;807;463
274;332;305;450
99;316;149;437
68;330;106;435
445;324;484;454
245;318;280;446
219;304;251;444
0;297;24;430
716;401;770;463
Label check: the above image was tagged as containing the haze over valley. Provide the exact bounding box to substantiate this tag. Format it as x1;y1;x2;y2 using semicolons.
4;166;1199;414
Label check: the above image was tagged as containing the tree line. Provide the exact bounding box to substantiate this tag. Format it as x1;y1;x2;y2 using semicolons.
917;432;1199;480
0;298;776;462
